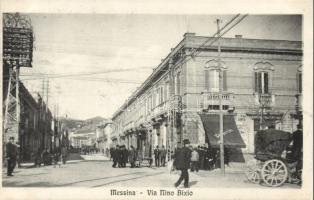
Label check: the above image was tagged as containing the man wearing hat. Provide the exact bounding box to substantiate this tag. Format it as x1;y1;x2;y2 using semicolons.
174;139;192;188
6;137;18;176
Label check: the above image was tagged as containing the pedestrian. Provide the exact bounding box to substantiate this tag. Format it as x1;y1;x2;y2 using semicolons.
118;145;123;168
112;146;118;167
174;139;192;188
53;148;61;168
291;123;303;160
34;149;42;167
160;145;167;167
197;145;205;170
6;137;18;176
41;148;50;166
129;145;137;168
61;146;67;164
291;123;303;180
191;147;199;172
154;145;160;167
224;147;230;167
121;145;129;168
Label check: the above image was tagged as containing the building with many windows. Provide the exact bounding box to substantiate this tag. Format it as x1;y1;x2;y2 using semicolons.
111;33;302;161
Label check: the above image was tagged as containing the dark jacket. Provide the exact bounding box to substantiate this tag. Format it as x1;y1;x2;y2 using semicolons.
6;142;17;159
160;149;167;158
129;148;137;162
174;146;191;170
122;149;129;162
154;149;160;158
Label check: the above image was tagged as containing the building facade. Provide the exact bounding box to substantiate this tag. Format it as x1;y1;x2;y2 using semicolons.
3;63;58;162
111;33;302;160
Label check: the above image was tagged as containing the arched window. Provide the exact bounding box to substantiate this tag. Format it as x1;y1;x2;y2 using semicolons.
252;61;274;94
204;59;227;92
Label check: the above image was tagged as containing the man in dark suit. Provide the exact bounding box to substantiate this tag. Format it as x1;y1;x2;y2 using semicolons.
174;139;192;188
121;145;129;168
6;137;18;176
154;146;160;167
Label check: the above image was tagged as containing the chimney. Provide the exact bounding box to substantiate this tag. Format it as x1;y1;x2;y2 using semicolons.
183;32;196;38
235;34;243;39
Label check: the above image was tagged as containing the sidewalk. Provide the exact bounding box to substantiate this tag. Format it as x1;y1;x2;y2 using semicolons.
80;153;110;161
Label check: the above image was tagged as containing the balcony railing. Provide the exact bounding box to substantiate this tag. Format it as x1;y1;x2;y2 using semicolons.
200;92;234;110
254;93;275;108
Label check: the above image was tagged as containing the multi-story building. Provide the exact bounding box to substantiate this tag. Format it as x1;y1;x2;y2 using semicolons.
96;121;113;154
111;33;302;160
3;62;56;162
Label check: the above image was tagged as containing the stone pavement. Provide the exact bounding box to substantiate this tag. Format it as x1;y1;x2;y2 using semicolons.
2;154;300;189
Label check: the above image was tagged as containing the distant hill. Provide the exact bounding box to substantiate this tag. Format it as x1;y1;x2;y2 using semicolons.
85;116;106;125
62;116;107;134
60;117;85;130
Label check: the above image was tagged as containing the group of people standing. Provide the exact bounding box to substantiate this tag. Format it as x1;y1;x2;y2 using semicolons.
110;145;132;168
153;145;167;167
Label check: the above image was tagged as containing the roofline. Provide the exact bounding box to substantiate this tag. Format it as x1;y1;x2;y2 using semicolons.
111;33;302;119
112;34;187;119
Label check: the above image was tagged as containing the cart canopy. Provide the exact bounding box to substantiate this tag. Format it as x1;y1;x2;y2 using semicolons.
255;129;291;161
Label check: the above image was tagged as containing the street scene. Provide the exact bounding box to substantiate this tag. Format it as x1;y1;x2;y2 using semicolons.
2;13;303;191
1;152;300;188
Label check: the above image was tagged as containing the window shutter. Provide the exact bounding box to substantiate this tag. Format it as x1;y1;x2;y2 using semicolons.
153;94;156;108
223;70;227;91
209;70;215;91
176;73;181;95
258;72;262;93
254;72;258;92
204;70;209;91
164;83;168;101
264;72;268;94
298;73;302;93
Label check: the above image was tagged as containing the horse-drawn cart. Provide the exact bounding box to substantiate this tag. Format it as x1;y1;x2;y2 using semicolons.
246;129;302;187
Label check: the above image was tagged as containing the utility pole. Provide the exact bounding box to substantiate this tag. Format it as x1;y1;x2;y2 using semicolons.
168;57;175;155
217;18;225;174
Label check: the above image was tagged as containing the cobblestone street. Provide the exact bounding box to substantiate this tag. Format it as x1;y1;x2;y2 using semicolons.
2;154;300;189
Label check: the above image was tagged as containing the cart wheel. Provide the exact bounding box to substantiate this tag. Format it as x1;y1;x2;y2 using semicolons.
246;169;261;184
261;159;288;187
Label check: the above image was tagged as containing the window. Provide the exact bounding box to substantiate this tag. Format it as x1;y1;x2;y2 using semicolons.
253;61;274;94
164;82;169;101
175;72;181;95
204;69;227;92
152;92;156;108
254;71;269;94
145;99;148;116
149;95;153;111
159;87;164;104
297;72;302;93
208;105;229;110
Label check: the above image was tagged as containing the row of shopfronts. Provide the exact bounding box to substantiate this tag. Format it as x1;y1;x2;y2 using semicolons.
109;33;303;161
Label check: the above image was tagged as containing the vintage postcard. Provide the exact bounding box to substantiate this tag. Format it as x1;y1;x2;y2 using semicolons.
0;0;313;200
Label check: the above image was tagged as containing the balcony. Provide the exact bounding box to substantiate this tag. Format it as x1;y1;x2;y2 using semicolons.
151;101;169;118
200;92;234;111
254;93;275;108
123;121;135;133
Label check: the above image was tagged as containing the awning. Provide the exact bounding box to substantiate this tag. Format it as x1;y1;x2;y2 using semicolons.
199;114;246;148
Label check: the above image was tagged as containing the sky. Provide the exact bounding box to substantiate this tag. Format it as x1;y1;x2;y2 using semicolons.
19;14;302;120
